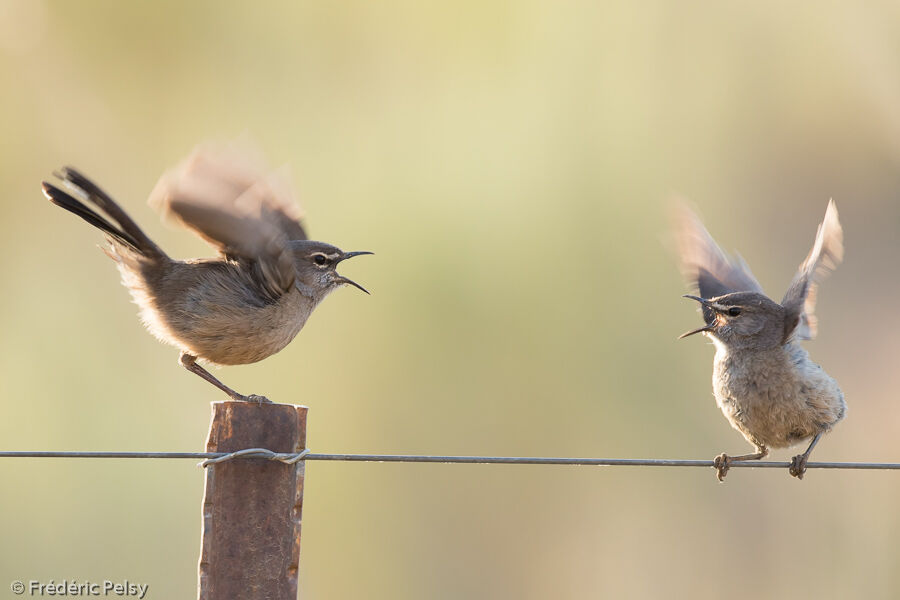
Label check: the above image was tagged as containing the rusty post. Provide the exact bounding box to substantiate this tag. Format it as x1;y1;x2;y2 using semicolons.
198;402;308;600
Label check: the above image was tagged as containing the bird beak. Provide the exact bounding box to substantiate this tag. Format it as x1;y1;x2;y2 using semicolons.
682;294;732;311
679;295;715;339
338;251;375;262
682;294;710;306
335;251;374;294
678;323;715;339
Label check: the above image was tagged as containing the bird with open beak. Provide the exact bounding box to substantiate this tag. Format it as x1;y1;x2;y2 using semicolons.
41;142;372;404
674;200;845;481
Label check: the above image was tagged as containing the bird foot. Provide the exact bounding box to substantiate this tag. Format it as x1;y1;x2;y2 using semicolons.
713;453;731;482
232;393;272;405
789;454;808;480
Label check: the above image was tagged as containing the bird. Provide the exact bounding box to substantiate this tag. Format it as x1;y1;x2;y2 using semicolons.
41;143;372;404
674;200;844;481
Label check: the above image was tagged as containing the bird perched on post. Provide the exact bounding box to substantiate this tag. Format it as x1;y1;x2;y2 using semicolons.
41;144;372;403
674;200;844;481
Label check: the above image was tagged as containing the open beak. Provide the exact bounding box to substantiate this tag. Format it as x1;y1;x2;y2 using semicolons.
339;251;375;261
678;323;715;339
335;251;374;294
678;295;716;339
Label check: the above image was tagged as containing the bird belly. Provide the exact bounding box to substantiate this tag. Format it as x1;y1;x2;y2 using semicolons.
116;259;313;365
173;293;310;365
712;345;845;450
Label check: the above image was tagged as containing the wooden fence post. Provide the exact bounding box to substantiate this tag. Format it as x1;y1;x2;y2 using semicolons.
198;402;308;600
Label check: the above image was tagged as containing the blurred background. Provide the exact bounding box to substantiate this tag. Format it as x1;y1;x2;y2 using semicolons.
1;1;899;598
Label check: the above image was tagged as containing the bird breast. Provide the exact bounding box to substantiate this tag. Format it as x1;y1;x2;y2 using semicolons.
711;342;845;449
119;259;317;365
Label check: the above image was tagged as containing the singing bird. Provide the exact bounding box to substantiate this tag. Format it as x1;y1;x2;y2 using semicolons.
675;201;844;480
41;144;372;403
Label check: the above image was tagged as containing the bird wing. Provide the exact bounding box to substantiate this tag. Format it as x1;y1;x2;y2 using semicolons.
780;200;843;341
673;201;765;324
149;143;307;299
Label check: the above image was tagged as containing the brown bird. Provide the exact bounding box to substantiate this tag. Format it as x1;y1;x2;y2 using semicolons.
41;144;372;403
675;200;845;480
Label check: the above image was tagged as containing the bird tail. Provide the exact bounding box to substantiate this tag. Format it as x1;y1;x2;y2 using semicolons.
41;167;166;260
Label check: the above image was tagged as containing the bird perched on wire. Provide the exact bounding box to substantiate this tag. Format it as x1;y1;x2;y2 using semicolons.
674;200;844;481
41;143;372;403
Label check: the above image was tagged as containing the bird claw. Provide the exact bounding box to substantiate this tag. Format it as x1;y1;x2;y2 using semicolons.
713;453;731;482
232;393;272;405
789;454;808;479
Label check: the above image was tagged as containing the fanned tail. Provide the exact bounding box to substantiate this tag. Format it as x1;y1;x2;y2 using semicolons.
41;167;166;260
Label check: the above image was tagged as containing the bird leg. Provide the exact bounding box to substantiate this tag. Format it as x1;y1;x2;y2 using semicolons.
713;446;768;482
789;432;822;480
179;352;271;404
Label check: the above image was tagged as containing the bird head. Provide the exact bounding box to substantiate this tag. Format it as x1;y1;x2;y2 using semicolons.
679;291;786;350
290;241;373;298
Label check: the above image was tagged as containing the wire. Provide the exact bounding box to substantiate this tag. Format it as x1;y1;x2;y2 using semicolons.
200;448;309;467
0;450;898;470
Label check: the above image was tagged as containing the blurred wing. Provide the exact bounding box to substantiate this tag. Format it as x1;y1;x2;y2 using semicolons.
673;201;764;324
149;143;307;299
781;200;843;341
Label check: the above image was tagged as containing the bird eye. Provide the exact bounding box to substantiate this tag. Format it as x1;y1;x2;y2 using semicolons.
727;307;742;317
313;254;327;266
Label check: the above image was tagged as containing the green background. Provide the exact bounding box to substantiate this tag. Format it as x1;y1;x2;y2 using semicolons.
1;2;899;598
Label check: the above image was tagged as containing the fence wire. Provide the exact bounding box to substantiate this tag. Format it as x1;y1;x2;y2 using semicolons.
0;450;898;471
